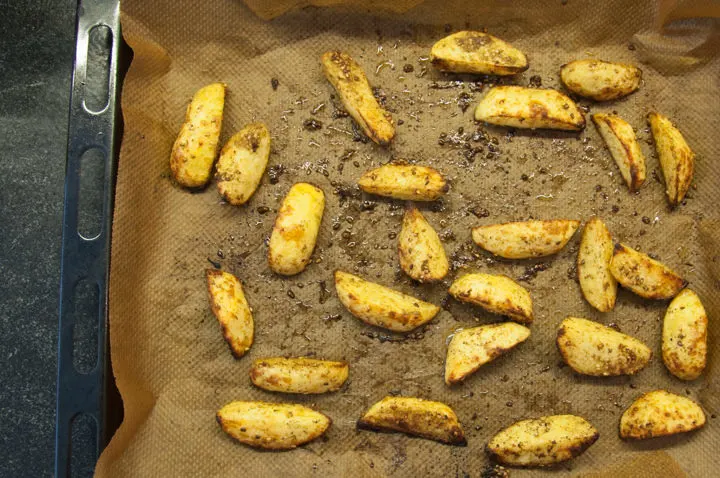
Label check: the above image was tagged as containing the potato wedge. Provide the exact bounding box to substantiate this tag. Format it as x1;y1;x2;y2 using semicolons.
620;390;705;439
216;401;331;450
577;217;617;312
358;163;448;201
215;123;270;205
170;82;225;188
556;317;651;376
445;323;530;385
663;289;708;380
357;396;466;445
560;59;642;101
487;415;599;467
648;112;695;207
206;269;253;358
430;31;528;75
268;183;325;276
250;357;349;394
474;86;585;131
321;51;395;145
592;114;646;192
472;219;580;259
609;243;687;299
448;273;533;324
398;206;449;282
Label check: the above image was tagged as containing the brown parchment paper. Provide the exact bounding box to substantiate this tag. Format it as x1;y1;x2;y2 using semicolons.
97;0;720;476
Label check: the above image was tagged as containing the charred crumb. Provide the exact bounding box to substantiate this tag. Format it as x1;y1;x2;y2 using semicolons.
517;262;549;282
567;263;579;283
403;63;414;73
256;206;270;214
268;164;286;184
372;87;388;107
318;280;331;304
360;200;377;211
397;119;405;125
470;206;490;218
271;78;279;90
217;250;225;259
611;205;620;214
457;92;472;112
528;75;542;88
429;80;464;89
339;149;356;162
439;229;456;242
360;330;425;343
641;216;651;225
303;118;323;131
628;43;636;51
429;200;446;213
468;81;484;92
351;122;370;143
207;257;221;269
323;314;342;322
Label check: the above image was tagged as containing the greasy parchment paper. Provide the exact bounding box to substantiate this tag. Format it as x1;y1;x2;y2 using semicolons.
97;0;720;476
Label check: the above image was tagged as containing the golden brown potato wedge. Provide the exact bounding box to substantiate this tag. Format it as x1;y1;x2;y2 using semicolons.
592;114;646;192
560;59;642;101
216;401;331;450
268;183;325;276
321;51;395;145
445;323;530;385
398;206;449;282
250;357;349;394
357;396;466;445
577;217;617;312
663;289;707;380
472;219;580;259
206;269;253;358
557;317;651;376
448;273;533;324
430;31;528;75
334;271;439;332
358;163;448;201
170;82;225;188
609;243;687;299
215;123;270;205
620;390;705;439
648;112;695;207
474;86;585;131
487;415;599;467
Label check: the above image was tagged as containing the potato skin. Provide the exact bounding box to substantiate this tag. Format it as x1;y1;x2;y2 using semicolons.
206;269;253;358
474;86;585;131
592;114;646;192
268;183;325;276
334;271;439;332
445;323;530;385
358;163;448;201
170;82;225;188
648;112;695;207
216;401;331;450
577;217;617;312
487;415;599;467
430;31;528;75
557;317;651;376
609;243;687;300
250;357;349;394
215;123;270;205
448;273;533;324
472;219;580;259
560;59;641;101
398;206;449;282
662;289;707;380
357;396;466;445
620;390;705;440
321;51;395;145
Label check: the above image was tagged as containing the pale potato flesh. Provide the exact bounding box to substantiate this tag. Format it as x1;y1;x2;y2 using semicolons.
609;243;687;300
620;390;705;439
648;112;695;207
206;269;254;358
592;114;646;192
334;271;439;332
430;31;528;75
663;289;707;380
472;219;580;259
577;217;617;312
448;273;533;324
170;82;225;188
398;206;449;282
250;357;349;394
358;163;448;201
557;317;651;376
560;59;642;101
215;122;270;205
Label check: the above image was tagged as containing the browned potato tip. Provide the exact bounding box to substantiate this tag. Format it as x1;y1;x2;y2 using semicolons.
430;31;528;75
609;243;687;299
560;59;642;101
620;390;705;440
206;269;253;358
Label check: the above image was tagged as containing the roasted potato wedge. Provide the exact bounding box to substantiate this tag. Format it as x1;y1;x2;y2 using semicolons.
620;390;705;439
474;86;585;131
560;59;642;101
663;289;708;380
170;82;225;188
430;31;528;75
472;219;580;259
268;183;325;276
321;51;395;145
592;114;646;192
215;123;270;205
445;323;530;385
357;396;466;445
358;163;448;201
609;243;687;299
250;357;349;394
487;415;599;467
206;269;253;358
448;273;533;324
648;112;695;207
557;317;651;376
334;271;439;332
577;217;617;312
216;401;331;450
398;206;449;282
